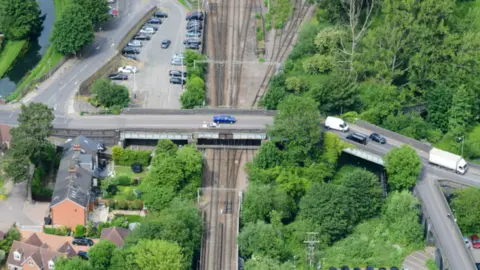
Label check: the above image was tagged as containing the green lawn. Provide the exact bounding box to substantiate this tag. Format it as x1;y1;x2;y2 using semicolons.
0;40;27;79
114;165;148;179
122;214;143;223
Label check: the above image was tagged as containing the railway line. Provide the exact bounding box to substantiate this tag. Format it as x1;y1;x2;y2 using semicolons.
199;149;254;270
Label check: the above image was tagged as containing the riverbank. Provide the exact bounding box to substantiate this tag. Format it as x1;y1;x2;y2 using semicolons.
6;0;71;102
0;40;27;81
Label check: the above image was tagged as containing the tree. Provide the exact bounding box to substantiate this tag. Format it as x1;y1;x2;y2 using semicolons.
155;140;177;156
237;221;287;260
144;154;183;190
142;185;176;213
92;78;130;109
55;257;92;270
4;103;54;202
252;141;282;170
451;187;480;233
51;4;94;55
383;145;421;191
88;240;117;270
110;249;139;270
259;74;288;110
130;239;186;270
448;84;478;136
267;96;321;165
243;256;294;270
0;0;42;40
341;168;383;222
74;0;110;26
358;81;401;125
176;145;203;188
180;76;205;109
0;227;20;251
426;84;453;132
0;249;5;263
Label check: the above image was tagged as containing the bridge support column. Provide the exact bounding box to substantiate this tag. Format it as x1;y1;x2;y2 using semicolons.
189;138;197;145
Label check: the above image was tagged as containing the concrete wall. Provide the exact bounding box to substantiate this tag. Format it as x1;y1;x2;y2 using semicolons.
122;108;277;116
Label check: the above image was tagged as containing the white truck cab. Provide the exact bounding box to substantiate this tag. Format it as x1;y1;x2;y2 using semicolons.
325;116;349;132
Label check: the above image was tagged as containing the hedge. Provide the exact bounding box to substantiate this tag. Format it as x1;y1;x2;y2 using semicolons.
112;146;151;166
108;199;143;210
43;226;70;236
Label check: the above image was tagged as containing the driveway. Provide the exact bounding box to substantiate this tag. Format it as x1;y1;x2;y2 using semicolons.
0;181;38;231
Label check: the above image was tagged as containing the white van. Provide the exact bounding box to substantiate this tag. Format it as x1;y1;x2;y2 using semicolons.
325;116;349;132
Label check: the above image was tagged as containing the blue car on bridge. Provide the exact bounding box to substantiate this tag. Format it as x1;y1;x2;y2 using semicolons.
213;115;236;124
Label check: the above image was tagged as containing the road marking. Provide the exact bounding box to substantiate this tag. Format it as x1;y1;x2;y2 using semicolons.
96;46;101;50
75;81;78;85
48;95;55;102
53;104;57;111
80;64;89;72
9;112;13;118
111;43;115;48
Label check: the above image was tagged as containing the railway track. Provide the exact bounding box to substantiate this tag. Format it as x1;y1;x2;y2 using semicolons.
209;0;229;106
251;0;311;107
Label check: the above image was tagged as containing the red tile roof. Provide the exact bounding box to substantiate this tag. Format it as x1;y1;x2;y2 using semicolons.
100;227;130;248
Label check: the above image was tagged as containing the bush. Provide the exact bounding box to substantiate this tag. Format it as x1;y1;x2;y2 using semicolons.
109;199;143;210
113;175;132;186
111;146;151;166
43;227;56;235
74;225;86;237
92;78;130;109
0;249;5;263
55;226;70;236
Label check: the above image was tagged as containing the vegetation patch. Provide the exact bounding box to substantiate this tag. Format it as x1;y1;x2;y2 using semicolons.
114;165;147;180
180;50;207;109
264;0;294;29
255;15;265;57
0;40;27;80
112;146;151;167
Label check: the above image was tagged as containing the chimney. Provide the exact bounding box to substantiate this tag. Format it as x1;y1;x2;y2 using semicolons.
72;144;81;151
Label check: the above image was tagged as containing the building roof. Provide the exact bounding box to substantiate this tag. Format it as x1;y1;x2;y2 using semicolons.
24;233;43;247
20;230;97;254
6;240;63;269
57;241;77;257
0;123;12;143
51;136;99;208
100;227;130;248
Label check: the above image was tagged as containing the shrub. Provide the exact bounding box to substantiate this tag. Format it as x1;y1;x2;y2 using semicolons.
113;175;132;186
55;226;70;236
111;146;151;166
43;227;56;235
74;225;86;237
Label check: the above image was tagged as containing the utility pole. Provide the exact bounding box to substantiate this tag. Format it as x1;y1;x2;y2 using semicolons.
304;232;319;269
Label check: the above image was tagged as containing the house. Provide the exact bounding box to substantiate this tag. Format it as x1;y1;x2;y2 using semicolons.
100;227;130;248
0;123;12;152
50;136;101;228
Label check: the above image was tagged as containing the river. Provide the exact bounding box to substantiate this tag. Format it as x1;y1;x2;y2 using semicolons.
0;0;56;98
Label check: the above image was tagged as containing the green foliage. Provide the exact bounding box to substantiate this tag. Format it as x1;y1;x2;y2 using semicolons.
0;0;42;40
448;84;478;136
383;113;442;143
88;240;117;270
0;249;5;263
383;145;422;191
74;225;86;237
253;141;283;170
238;220;287;260
155;140;177;156
265;0;294;29
259;73;288;110
129;239;186;270
180;75;205;109
92;78;130;109
74;0;110;26
451;187;480;234
43;225;71;236
321;131;347;167
0;227;20;251
111;146;151;167
55;257;92;270
142;185;176;212
51;3;94;55
426;259;440;270
0;40;27;80
244;256;294;270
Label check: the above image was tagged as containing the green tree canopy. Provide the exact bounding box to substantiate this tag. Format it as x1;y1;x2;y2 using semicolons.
51;3;94;55
155;140;177;156
180;76;205;109
451;187;480;233
237;220;287;260
142;185;176;213
87;240;117;270
74;0;110;26
243;256;295;270
0;0;42;40
55;257;92;270
130;239;185;270
253;141;283;170
92;78;130;109
383;145;422;191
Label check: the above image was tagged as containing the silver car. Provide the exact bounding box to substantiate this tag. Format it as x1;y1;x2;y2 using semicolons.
127;40;143;47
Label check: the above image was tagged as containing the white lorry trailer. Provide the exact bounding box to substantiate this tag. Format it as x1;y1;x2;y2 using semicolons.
428;148;468;174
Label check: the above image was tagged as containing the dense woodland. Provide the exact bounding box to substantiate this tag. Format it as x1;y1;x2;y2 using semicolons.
261;0;480;160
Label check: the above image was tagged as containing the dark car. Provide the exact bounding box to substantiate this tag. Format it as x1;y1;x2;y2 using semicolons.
353;268;361;270
347;132;368;145
169;70;187;77
108;73;128;80
213;115;236;124
147;18;162;24
161;40;171;49
122;47;140;54
78;251;89;260
142;23;159;31
186;11;203;20
185;44;200;50
133;34;151;40
186;21;202;28
184;39;201;46
170;77;186;85
72;238;94;246
366;266;373;270
186;25;203;32
97;142;106;152
390;267;399;270
369;133;386;144
378;268;387;270
186;31;201;38
131;163;143;173
340;266;349;270
328;268;337;270
123;54;137;61
154;10;168;18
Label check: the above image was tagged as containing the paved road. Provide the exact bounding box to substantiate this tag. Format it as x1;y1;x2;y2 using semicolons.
0;182;38;231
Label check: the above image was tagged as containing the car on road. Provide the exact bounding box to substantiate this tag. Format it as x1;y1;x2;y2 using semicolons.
78;251;89;260
131;163;143;173
147;18;162;24
171;58;184;65
123;54;137;61
140;27;156;35
72;238;94;246
472;234;480;248
169;70;187;77
118;66;138;74
172;53;184;59
325;116;349;132
369;133;386;144
161;40;171;49
186;31;201;38
170;77;186;85
346;132;368;145
133;34;151;41
107;0;115;3
203;122;219;128
463;236;472;248
213;115;236;124
122;46;140;54
127;40;143;47
108;73;128;80
154;10;168;18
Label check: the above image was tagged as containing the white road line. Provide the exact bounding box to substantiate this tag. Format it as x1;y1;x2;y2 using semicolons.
9;112;13;118
64;118;68;124
80;64;89;72
75;81;78;85
96;46;101;50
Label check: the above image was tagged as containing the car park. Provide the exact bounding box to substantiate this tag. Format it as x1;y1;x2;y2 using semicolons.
78;251;89;260
118;66;138;74
161;40;171;49
108;73;128;80
369;133;386;144
346;132;368;145
185;31;201;38
154;11;168;18
72;238;94;246
213;115;236;124
169;70;187;77
127;40;143;47
203;122;219;128
133;34;151;41
472;234;480;248
170;77;186;85
140;27;156;35
147;18;162;24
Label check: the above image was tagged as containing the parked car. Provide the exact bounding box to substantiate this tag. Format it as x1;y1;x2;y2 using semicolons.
185;44;200;50
131;163;143;173
122;47;140;54
172;53;184;59
328;268;337;270
118;65;138;74
107;0;115;3
186;25;203;32
97;142;106;152
171;58;183;65
140;27;155;35
78;251;89;260
133;34;151;40
366;267;374;270
186;31;201;38
161;40;171;49
123;54;137;61
213;115;236;124
147;18;162;24
72;238;94;246
184;39;201;46
390;267;400;270
340;266;349;270
353;268;361;270
346;132;368;145
170;77;186;85
186;21;202;28
154;10;168;18
108;73;128;80
169;70;187;77
142;23;159;31
127;40;143;47
369;133;386;144
186;11;203;20
472;234;480;248
378;268;387;270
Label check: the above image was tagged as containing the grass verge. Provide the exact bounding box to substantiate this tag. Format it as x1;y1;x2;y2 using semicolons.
0;40;27;80
178;0;191;10
114;165;148;180
122;214;143;223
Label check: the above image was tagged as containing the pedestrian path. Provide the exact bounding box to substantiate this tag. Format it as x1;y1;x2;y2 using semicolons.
402;247;435;270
